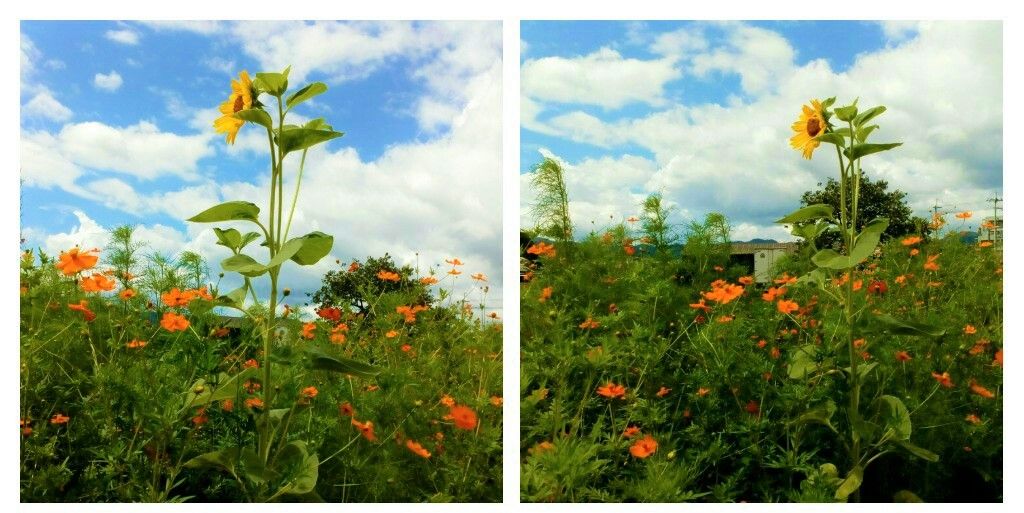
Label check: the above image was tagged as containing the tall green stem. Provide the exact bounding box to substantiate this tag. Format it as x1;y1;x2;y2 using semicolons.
283;149;308;242
842;127;862;502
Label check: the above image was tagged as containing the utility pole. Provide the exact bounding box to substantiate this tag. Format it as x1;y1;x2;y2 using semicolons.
988;196;1002;220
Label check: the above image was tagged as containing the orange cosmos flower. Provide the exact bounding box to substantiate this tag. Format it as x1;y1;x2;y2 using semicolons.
377;270;400;282
969;380;995;399
931;371;954;388
894;275;907;285
579;317;600;330
406;439;432;458
440;395;456;407
656;386;671;398
221;399;234;412
244;397;264;409
963;325;977;335
301;386;318;399
160;312;190;332
385;330;399;338
242;358;259;369
761;286;786;302
526;242;557;258
339;402;355;417
119;288;136;300
161;288;193;307
689;298;711;312
626;216;639;223
596;382;626;399
352;419;378;441
80;273;116;293
301;322;316;340
447;268;462;276
401;344;412;352
420;276;438;285
979;241;993;248
471;273;488;282
622;426;641;438
703;282;744;305
777;299;799;315
55;247;99;275
901;236;922;246
629;435;658;458
955;211;972;220
623;245;636;256
923;254;940;271
445;258;464;266
697;387;711;397
490;396;503;407
774;273;798;285
965;413;982;425
68;300;96;322
126;339;147;349
895;351;912;362
348;262;360;272
738;276;754;285
538;286;553;303
994;350;1003;367
192;286;213;301
449;405;478;430
50;413;70;425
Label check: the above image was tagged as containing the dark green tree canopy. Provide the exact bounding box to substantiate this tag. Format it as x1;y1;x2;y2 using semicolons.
309;253;433;314
800;175;929;249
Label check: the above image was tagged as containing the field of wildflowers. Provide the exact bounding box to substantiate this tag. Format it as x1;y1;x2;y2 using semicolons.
520;98;1002;503
19;68;502;503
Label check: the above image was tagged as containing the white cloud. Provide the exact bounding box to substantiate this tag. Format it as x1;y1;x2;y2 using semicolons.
23;90;72;121
522;47;679;109
522;21;1002;239
650;27;709;59
93;71;123;91
105;29;140;45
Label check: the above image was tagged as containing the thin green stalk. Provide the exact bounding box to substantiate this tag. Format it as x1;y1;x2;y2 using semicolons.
283;149;308;241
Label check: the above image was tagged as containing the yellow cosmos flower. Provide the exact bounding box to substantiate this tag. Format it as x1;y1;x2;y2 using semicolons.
789;99;826;159
214;71;254;145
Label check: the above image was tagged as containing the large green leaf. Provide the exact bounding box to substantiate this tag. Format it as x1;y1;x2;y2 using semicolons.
897;441;939;462
221;254;268;277
286;82;327;110
188;201;260;223
835;104;858;122
234;108;273;130
306;349;381;378
853;106;886;126
239;448;276;484
184;368;261;409
789;400;837;432
788;344;828;379
213;228;243;250
256;66;290;96
183;447;241;474
856;125;879;143
775;204;834;224
240;231;262;249
844;142;902;160
875;395;912;441
811;218;888;269
274;441;319;497
289;232;334;265
865;314;946;337
834;465;863;501
278;128;344;156
815;132;847;147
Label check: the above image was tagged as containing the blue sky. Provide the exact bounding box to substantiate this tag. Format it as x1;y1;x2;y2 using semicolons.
21;21;503;313
520;21;1002;241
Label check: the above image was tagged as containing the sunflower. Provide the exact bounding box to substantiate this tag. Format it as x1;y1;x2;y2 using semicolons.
789;99;827;159
213;71;254;144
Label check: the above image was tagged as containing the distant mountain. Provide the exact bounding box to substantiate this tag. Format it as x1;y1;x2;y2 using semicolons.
740;238;780;244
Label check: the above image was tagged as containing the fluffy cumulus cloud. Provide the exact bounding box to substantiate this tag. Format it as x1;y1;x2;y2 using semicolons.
521;48;679;109
93;70;123;91
21;21;503;310
105;28;140;45
521;21;1003;240
23;90;72;121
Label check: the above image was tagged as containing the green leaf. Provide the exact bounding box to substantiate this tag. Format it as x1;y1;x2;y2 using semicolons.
821;97;837;109
788;344;827;379
835;104;858;122
267;238;306;269
286;82;327;110
221;254;268;277
219;285;248;310
856;125;879;143
875;395;912;441
789;400;837;432
306;349;381;378
183;447;240;474
278;128;344;156
844;142;902;160
240;231;262;249
811;218;888;270
188;201;260;223
815;132;847;146
234;108;273;130
274;441;319;497
256;66;291;96
239;448;276;484
303;118;332;131
834;465;863;501
841;362;879;382
213;228;242;250
289;232;334;265
775;204;834;224
185;368;261;409
865;314;946;337
897;441;939;463
853;106;886;126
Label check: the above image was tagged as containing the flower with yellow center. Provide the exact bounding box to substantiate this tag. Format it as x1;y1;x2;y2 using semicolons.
214;71;254;145
789;99;827;159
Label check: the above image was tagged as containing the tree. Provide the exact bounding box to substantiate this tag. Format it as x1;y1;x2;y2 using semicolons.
640;192;679;251
529;157;573;242
309;253;433;315
800;175;930;249
681;212;731;279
